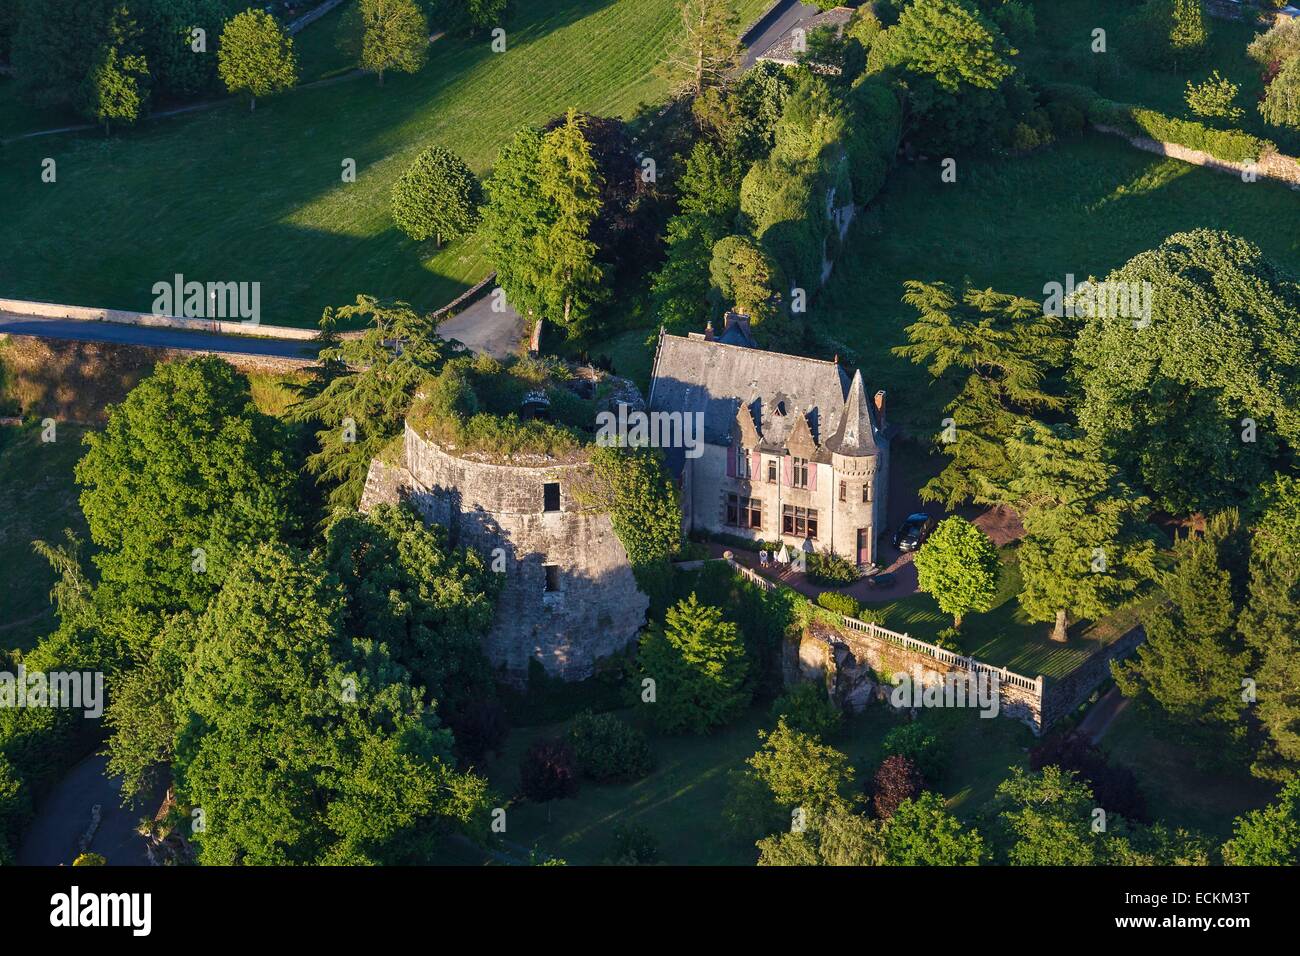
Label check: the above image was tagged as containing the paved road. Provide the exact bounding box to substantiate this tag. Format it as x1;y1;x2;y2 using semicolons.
435;292;524;359
18;752;164;866
1;301;523;361
0;312;323;359
741;0;822;70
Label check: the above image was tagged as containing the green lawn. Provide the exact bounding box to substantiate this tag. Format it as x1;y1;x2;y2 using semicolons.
1028;0;1300;154
0;0;768;328
480;701;1032;865
862;545;1143;681
817;132;1300;431
0;424;91;654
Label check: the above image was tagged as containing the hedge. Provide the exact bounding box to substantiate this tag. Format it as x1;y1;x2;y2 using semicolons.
1037;81;1274;164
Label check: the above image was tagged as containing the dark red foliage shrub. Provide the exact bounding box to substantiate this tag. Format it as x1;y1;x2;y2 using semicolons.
872;754;924;820
519;737;580;804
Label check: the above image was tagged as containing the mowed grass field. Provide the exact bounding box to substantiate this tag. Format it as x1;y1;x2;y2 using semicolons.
0;0;770;328
817;132;1300;431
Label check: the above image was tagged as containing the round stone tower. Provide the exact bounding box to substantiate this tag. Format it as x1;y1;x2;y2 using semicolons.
361;423;649;683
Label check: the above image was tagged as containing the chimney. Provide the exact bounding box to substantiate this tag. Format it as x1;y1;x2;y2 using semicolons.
704;321;715;342
529;318;543;355
873;390;886;428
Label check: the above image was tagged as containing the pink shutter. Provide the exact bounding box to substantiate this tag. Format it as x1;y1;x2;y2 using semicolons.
750;451;761;479
809;461;818;492
783;455;793;486
726;443;736;478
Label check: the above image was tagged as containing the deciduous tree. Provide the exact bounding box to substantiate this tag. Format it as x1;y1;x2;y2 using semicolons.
75;357;299;615
391;144;480;245
356;0;428;85
217;8;297;111
1072;233;1300;516
912;515;1000;629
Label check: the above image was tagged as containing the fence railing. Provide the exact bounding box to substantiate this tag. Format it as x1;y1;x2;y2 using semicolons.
725;558;1044;693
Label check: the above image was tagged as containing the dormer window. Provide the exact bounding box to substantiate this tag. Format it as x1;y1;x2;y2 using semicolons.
736;446;751;478
775;400;786;416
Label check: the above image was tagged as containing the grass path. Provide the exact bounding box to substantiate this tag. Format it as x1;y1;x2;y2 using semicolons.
0;0;769;329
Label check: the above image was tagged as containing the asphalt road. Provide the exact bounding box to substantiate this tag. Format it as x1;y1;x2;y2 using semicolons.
17;753;163;866
741;0;822;70
435;292;525;359
1;300;525;361
0;312;323;359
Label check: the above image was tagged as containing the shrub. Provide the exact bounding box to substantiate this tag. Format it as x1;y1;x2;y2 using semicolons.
855;606;891;626
881;721;949;782
770;682;843;740
807;550;861;586
1088;98;1272;163
1185;71;1243;123
519;737;580;804
1045;101;1085;138
1030;732;1147;822
448;698;509;765
816;591;861;618
567;711;654;781
604;823;659;865
933;626;962;651
871;754;924;820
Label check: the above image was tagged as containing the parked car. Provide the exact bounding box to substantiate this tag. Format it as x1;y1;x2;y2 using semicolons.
862;571;897;589
892;513;935;553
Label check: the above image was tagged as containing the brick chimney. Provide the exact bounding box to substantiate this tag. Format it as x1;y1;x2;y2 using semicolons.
873;390;886;428
703;321;715;341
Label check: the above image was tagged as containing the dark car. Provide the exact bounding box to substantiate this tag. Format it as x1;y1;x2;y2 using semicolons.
892;513;935;553
863;571;897;589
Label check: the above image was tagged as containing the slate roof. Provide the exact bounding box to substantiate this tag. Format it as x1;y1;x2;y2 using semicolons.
648;330;882;475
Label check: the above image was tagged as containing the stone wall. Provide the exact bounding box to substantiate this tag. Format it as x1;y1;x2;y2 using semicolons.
0;297;320;340
1094;125;1300;188
1040;626;1146;729
784;619;1045;734
783;616;1148;736
360;424;649;683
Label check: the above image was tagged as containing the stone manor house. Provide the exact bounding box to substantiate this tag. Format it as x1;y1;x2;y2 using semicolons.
649;313;892;566
358;314;891;684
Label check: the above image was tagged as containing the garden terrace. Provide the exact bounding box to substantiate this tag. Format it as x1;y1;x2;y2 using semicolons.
406;354;641;465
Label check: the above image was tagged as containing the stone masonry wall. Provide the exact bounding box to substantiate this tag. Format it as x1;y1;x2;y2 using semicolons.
360;424;649;683
1040;626;1146;729
784;620;1045;734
